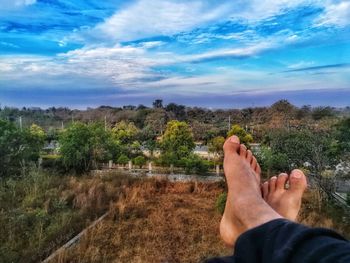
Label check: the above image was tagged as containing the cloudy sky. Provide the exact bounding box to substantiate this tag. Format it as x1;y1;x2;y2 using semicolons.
0;0;350;108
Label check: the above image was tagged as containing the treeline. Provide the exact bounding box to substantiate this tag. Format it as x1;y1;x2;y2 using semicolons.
1;100;349;142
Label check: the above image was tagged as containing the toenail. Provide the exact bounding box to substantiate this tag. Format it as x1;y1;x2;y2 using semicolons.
230;136;240;143
271;176;277;180
292;172;302;178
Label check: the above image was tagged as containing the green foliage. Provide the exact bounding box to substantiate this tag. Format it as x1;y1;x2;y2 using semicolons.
117;154;129;165
180;154;209;175
112;121;139;144
59;122;92;173
160;120;195;163
208;136;225;158
215;192;227;215
256;146;289;175
227;124;253;145
59;122;120;173
335;118;350;158
266;130;336;175
0;119;43;177
133;156;146;168
312;106;335;120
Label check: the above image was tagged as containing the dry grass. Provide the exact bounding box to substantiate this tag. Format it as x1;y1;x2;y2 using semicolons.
50;178;349;263
56;179;230;263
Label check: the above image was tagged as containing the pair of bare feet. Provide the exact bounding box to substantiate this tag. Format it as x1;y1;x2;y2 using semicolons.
220;135;307;247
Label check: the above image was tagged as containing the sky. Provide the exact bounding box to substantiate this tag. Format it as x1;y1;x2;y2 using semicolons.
0;0;350;109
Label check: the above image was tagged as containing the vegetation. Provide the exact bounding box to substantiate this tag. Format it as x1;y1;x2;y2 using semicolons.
160;120;195;165
0;99;350;262
0;169;136;263
59;122;120;173
227;124;253;145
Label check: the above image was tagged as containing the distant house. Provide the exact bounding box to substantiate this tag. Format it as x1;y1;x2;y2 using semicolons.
43;140;60;154
194;145;210;158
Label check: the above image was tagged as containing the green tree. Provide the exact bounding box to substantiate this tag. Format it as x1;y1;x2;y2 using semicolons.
117;154;129;166
208;136;225;159
59;122;93;173
180;154;209;174
160;120;195;164
267;130;335;176
59;122;119;173
227;124;253;145
112;121;139;144
256;146;289;176
335;118;350;158
0;119;42;177
133;156;146;168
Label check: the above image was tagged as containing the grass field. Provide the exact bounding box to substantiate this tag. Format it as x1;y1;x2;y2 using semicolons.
51;177;350;263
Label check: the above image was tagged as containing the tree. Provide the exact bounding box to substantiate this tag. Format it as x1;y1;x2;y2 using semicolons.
165;103;186;120
335;118;350;158
180;154;209;174
160;120;195;164
267;130;335;176
112;121;139;144
0;119;42;177
227;124;253;145
153;99;163;109
256;146;289;176
59;122;93;173
133;156;146;168
312;107;335;120
208;136;225;159
117;154;129;166
59;122;119;173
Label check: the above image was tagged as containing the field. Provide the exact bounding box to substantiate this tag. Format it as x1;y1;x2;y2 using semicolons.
43;173;349;263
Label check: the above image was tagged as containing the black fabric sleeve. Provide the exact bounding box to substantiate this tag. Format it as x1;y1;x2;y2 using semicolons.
205;219;350;263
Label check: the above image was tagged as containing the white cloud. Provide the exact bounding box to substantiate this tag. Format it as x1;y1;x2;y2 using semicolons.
94;0;232;42
0;0;36;8
315;1;350;27
288;61;315;69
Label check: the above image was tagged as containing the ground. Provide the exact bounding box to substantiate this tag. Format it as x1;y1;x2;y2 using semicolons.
50;176;349;263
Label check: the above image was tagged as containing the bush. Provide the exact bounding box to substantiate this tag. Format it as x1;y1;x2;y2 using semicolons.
41;154;63;170
215;192;227;215
117;154;129;166
133;156;146;168
180;154;209;175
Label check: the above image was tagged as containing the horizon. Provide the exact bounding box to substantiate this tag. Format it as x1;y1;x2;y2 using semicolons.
1;1;350;108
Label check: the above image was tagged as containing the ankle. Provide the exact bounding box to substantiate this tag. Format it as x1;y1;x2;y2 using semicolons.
234;198;282;230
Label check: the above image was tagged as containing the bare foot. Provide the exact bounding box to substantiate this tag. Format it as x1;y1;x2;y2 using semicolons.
220;136;282;247
262;170;307;221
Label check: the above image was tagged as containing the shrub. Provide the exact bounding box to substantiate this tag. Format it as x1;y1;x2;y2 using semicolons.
215;192;227;215
180;154;209;175
117;154;129;166
133;156;146;168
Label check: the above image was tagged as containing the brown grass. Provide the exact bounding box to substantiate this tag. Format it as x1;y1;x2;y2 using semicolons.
50;178;349;263
56;179;230;263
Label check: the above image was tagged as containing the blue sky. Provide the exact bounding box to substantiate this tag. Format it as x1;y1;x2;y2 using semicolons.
0;0;350;108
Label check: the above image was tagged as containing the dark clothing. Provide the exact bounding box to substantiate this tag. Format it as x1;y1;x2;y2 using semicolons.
206;219;350;263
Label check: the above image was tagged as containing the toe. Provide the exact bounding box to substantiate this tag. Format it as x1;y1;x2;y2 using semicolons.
246;150;253;164
251;156;257;170
239;144;247;157
289;169;307;193
262;182;269;200
268;176;277;192
255;163;261;175
223;136;240;155
276;173;288;190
